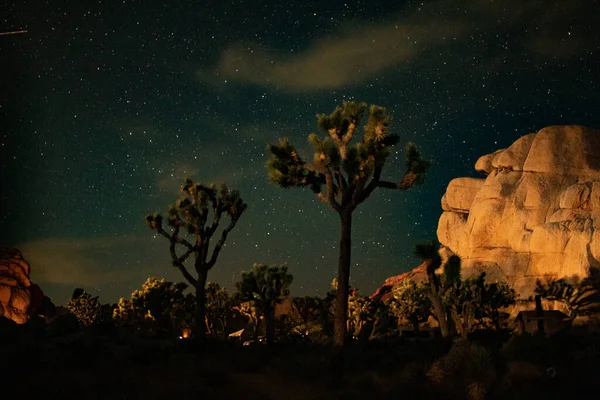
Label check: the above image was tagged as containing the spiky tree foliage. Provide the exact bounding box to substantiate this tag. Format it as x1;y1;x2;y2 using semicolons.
388;279;432;335
205;282;234;339
414;241;461;338
346;290;376;339
535;276;600;322
267;101;430;347
146;180;247;337
236;263;293;344
444;275;482;339
113;298;137;327
67;290;102;328
476;276;517;331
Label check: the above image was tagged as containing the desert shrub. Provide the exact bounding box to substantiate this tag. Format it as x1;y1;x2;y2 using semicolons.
427;340;498;400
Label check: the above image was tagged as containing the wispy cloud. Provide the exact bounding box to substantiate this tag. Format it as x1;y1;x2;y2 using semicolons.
19;236;150;286
200;0;597;92
201;19;466;91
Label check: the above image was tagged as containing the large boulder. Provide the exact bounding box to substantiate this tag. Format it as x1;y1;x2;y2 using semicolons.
436;125;600;298
0;248;42;323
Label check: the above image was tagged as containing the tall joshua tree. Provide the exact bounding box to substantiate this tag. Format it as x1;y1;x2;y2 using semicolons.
146;179;247;337
266;101;430;347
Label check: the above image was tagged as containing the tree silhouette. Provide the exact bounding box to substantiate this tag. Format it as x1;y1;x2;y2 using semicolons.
267;101;430;347
113;277;194;336
291;296;328;339
475;275;516;331
146;180;247;337
205;282;234;339
346;289;377;339
444;275;481;339
535;276;600;322
236;263;293;344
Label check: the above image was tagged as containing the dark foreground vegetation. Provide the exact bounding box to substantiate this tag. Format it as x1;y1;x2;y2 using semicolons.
2;323;600;400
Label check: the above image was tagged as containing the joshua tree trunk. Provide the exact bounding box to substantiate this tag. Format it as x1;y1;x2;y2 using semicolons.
334;211;352;347
265;303;275;344
430;294;450;338
493;311;501;331
254;318;261;343
412;317;420;336
195;267;208;338
452;309;469;339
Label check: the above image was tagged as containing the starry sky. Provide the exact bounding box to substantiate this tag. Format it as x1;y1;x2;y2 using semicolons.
2;0;600;305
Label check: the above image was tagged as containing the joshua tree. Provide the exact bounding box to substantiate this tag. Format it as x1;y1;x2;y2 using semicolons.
476;275;517;331
205;282;234;339
236;263;293;344
444;275;481;339
346;289;377;339
146;180;247;337
389;279;432;335
291;296;328;337
267;101;430;347
113;277;195;336
414;241;461;338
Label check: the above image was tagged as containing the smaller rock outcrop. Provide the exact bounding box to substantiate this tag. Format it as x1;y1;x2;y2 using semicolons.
371;262;428;302
0;248;43;323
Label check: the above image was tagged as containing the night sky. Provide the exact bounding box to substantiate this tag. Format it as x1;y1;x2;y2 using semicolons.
2;0;599;305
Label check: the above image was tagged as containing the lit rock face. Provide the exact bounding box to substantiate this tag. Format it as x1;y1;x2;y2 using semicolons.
371;262;428;302
438;125;600;298
0;248;36;323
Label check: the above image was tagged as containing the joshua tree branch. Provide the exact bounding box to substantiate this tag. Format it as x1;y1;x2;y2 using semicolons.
354;165;383;204
207;219;238;269
157;224;197;286
342;121;357;145
378;170;421;190
333;164;348;192
323;169;342;212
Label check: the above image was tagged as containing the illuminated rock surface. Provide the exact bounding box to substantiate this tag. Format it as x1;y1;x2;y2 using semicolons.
375;125;600;300
437;125;600;298
0;248;36;323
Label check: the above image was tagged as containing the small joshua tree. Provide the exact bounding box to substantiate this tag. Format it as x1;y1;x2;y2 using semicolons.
205;282;234;339
146;180;247;337
389;279;432;335
236;263;293;344
476;275;516;331
348;291;377;339
67;289;102;328
267;101;430;347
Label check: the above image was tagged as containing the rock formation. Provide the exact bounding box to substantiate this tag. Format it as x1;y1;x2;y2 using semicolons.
437;125;600;298
0;248;42;323
373;125;600;300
